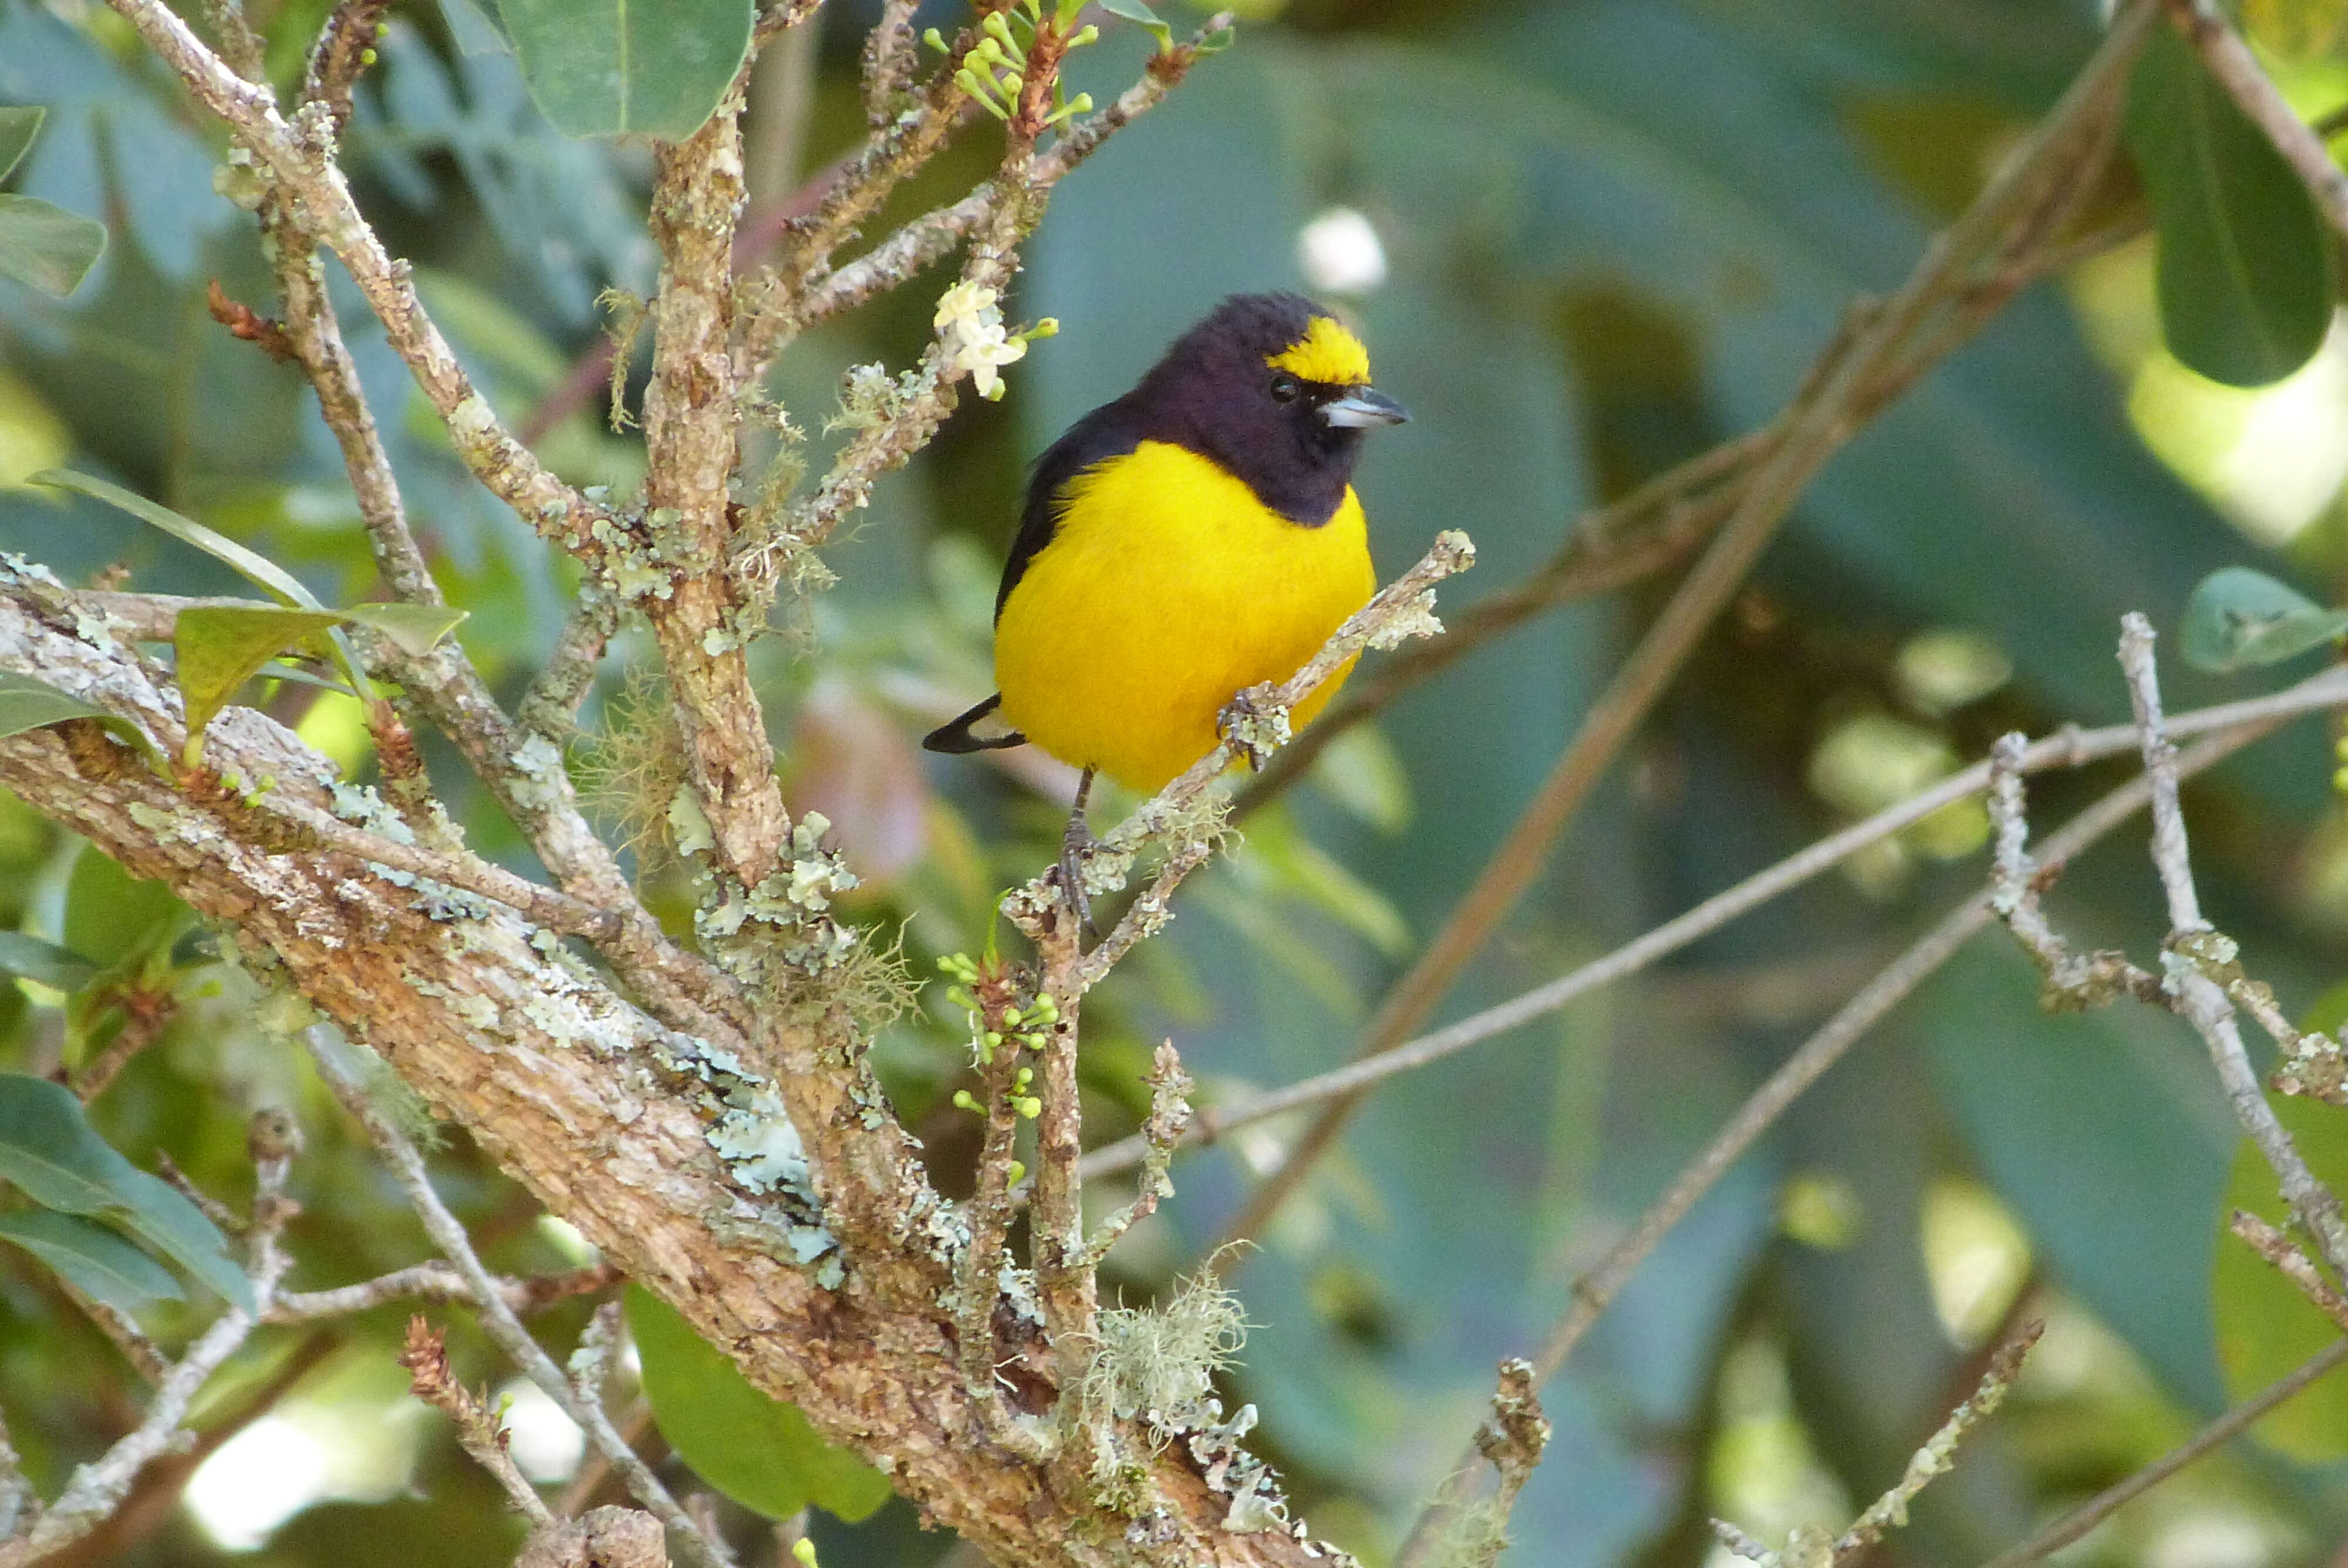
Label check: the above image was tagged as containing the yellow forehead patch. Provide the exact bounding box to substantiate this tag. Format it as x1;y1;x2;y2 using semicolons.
1266;315;1372;387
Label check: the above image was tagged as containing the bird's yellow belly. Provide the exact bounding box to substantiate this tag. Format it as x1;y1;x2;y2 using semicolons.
994;441;1377;793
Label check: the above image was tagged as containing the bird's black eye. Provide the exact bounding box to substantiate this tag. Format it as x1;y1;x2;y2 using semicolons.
1269;373;1301;403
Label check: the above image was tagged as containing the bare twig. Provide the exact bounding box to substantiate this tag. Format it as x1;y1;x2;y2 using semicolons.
771;15;1229;344
1217;0;2160;1251
1831;1322;2041;1561
1978;1336;2348;1568
302;1029;733;1568
2229;1211;2348;1332
270;1261;619;1323
1985;732;2163;1009
1079;665;2348;1185
1074;1043;1191;1271
399;1315;559;1529
102;0;610;559
2117;615;2348;1276
1390;715;2279;1568
2163;0;2348;243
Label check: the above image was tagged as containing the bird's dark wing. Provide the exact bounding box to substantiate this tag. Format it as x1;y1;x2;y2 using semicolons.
994;405;1141;622
923;692;1025;753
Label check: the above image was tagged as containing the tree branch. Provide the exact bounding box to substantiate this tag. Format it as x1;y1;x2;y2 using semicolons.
1080;663;2348;1184
1214;0;2161;1249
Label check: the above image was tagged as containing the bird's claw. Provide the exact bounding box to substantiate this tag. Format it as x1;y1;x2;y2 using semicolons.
1057;813;1099;942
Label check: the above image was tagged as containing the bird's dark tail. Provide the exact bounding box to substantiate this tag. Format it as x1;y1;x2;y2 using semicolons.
923;693;1027;754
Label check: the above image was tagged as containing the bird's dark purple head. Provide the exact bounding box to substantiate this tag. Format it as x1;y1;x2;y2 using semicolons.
1115;292;1406;526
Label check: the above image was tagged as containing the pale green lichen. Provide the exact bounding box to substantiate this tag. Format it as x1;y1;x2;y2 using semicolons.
694;812;863;981
331;781;418;845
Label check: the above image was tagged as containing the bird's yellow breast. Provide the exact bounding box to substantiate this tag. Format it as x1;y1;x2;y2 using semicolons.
994;440;1376;793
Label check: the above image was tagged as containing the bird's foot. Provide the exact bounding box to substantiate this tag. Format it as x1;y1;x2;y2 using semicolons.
1057;813;1099;942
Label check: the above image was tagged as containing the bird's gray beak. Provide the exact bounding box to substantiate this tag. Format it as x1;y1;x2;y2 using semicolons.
1321;387;1409;428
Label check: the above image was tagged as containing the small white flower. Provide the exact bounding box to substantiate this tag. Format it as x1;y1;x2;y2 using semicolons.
957;327;1028;399
933;281;1030;398
933;281;1001;336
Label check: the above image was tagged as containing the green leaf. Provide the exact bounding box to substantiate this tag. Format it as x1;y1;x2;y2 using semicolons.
0;106;42;184
0;933;98;993
2212;1094;2348;1458
171;604;350;765
0;671;161;765
626;1285;893;1522
0;193;107;299
25;471;323;610
440;0;512;53
2124;26;2334;387
341;603;468;659
2178;566;2348;673
0;1074;252;1312
64;846;187;974
494;0;755;140
1098;0;1173;50
0;1208;182;1312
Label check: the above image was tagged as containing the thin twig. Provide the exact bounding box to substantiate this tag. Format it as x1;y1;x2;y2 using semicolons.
302;1029;734;1568
1830;1322;2041;1562
2229;1211;2348;1332
2163;0;2348;243
1216;0;2160;1251
1078;665;2348;1185
1389;714;2279;1568
102;0;609;559
1978;1336;2348;1568
2117;615;2348;1276
269;1261;619;1323
399;1315;558;1530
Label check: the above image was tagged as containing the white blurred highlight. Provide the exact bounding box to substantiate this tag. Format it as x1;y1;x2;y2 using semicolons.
1297;207;1389;296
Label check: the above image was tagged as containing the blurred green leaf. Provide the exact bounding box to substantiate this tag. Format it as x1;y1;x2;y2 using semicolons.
2179;566;2348;673
0;193;106;298
28;469;323;609
440;0;512;54
0;105;42;183
343;603;469;660
1922;939;2236;1412
0;1073;252;1312
2123;26;2334;387
173;604;350;766
0;1207;181;1310
2302;978;2348;1036
0;671;160;766
1099;0;1174;51
494;0;754;140
0;932;97;993
64;844;186;974
626;1285;892;1523
2210;1093;2348;1458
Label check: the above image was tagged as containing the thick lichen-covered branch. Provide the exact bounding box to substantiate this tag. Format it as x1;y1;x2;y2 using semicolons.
0;573;1347;1568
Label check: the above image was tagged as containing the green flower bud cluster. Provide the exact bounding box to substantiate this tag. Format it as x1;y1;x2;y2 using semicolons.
923;4;1098;127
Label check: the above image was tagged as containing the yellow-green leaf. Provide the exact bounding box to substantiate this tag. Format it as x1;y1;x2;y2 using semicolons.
173;604;348;766
342;603;468;658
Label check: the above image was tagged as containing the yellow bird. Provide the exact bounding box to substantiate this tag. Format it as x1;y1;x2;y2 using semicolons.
925;293;1408;839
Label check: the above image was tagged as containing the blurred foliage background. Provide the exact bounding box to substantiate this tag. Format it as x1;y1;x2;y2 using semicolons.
4;0;2348;1564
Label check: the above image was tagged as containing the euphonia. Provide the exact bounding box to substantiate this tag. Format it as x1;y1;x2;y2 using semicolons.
923;293;1408;823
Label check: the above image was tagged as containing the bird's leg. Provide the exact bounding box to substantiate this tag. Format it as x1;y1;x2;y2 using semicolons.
1057;766;1098;940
